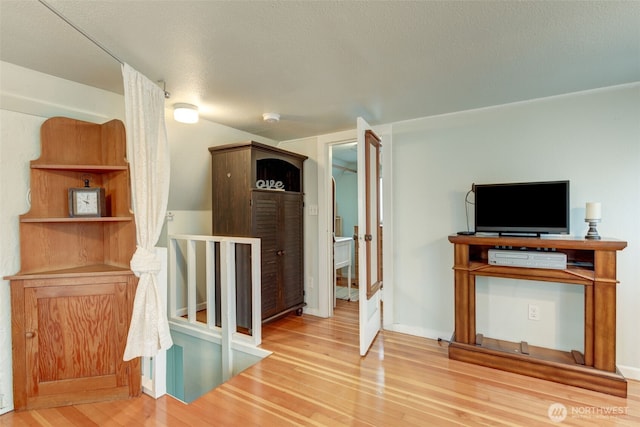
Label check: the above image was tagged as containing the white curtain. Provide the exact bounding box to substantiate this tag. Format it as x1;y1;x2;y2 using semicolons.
122;63;173;360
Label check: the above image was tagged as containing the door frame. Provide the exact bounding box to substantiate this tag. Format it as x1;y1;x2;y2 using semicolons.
316;124;394;326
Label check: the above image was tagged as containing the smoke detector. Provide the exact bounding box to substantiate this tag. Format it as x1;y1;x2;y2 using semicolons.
262;112;280;123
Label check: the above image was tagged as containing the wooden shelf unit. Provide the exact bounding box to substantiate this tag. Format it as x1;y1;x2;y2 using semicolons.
448;234;628;397
5;117;140;410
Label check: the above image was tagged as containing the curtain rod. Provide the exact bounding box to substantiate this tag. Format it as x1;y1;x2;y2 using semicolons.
38;0;124;66
38;0;170;98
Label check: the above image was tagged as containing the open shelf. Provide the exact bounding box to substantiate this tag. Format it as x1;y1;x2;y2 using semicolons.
31;164;128;172
7;264;133;280
474;334;579;365
467;261;596;285
21;216;133;223
448;338;627;397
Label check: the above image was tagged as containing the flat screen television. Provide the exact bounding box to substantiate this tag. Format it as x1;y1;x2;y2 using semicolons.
474;180;570;235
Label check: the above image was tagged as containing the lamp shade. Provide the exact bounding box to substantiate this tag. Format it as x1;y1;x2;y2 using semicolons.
174;103;199;124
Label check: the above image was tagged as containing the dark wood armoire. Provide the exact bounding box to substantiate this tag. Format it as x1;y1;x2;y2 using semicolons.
209;141;307;327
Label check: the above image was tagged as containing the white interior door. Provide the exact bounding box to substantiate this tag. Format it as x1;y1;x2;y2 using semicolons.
356;117;382;356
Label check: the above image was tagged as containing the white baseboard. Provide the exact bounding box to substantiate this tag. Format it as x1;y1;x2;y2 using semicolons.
175;302;207;317
618;364;640;381
303;307;325;318
385;323;451;342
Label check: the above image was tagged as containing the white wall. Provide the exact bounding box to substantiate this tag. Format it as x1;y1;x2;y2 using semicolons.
390;84;640;378
166;119;277;212
333;170;357;276
0;111;43;414
333;170;357;233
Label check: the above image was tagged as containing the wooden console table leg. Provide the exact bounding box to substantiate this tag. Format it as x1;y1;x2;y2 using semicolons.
593;250;617;372
583;284;594;367
453;244;475;344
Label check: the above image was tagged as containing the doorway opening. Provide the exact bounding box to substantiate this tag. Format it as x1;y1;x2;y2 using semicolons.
331;142;359;308
328;138;384;317
319;121;390;356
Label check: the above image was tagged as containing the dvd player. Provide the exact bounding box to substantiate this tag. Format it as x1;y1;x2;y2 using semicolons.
488;249;567;270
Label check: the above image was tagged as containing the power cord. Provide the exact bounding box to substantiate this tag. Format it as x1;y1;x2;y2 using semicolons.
464;188;474;233
457;184;475;235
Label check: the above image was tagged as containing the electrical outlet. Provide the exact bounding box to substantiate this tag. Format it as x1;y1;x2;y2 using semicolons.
308;276;314;290
528;304;540;321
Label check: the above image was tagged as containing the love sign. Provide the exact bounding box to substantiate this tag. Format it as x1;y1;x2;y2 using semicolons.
256;179;284;190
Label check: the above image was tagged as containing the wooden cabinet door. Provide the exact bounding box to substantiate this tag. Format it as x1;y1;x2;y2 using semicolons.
252;191;304;319
20;275;138;409
211;148;252;236
253;191;279;319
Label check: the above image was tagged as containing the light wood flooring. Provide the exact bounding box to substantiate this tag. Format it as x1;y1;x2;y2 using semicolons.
2;300;639;426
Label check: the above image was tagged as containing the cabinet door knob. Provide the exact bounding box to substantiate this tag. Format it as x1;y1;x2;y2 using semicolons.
276;250;286;256
25;331;36;339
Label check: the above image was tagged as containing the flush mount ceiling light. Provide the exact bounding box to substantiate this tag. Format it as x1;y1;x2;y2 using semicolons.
174;103;199;124
262;112;280;123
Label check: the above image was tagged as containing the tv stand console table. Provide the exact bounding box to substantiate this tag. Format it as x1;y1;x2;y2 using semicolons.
448;234;627;397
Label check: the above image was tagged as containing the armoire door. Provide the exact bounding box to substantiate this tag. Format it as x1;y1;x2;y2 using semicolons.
252;191;280;320
252;190;304;320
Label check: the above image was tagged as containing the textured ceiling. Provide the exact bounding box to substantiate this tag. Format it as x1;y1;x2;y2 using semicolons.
1;0;639;141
